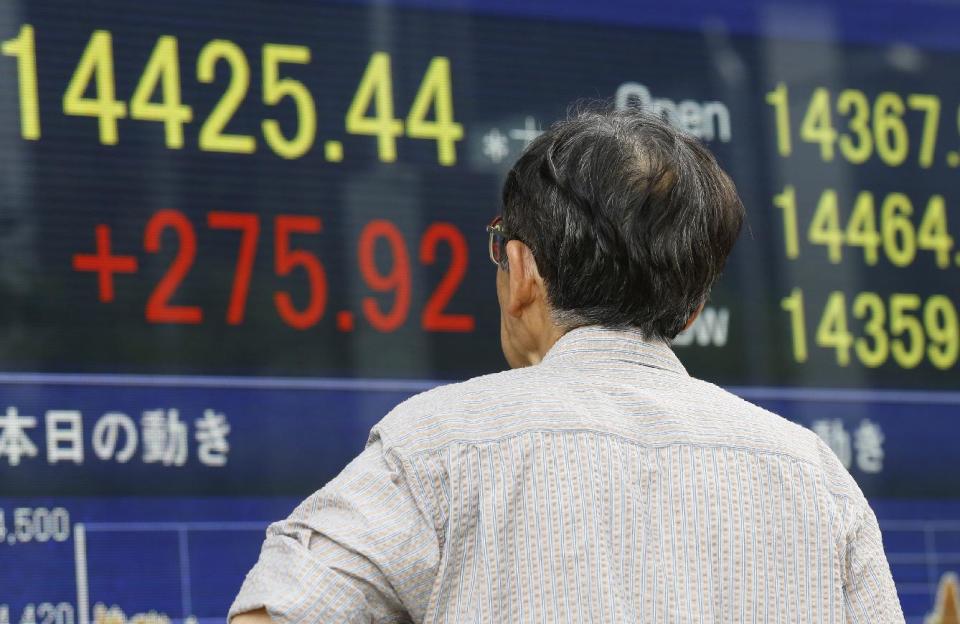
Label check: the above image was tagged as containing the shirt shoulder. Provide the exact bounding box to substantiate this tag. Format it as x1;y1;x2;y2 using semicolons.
370;364;551;456
673;375;827;461
371;360;822;469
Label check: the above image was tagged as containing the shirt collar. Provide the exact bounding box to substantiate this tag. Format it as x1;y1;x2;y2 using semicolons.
540;325;688;376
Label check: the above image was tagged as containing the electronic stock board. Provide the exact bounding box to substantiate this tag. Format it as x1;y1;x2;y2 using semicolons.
0;0;959;621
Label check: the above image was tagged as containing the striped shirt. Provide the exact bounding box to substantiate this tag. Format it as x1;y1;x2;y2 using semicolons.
230;326;904;623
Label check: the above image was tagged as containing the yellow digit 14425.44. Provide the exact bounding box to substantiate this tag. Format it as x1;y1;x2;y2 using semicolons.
261;44;316;159
62;30;127;145
346;52;403;162
406;56;463;166
197;40;255;154
130;35;193;149
1;24;40;140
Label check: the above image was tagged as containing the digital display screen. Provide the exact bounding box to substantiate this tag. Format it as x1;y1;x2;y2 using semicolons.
1;1;958;621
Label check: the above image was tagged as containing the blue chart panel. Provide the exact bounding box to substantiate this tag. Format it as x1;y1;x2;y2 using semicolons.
4;497;960;624
0;497;288;624
1;377;959;622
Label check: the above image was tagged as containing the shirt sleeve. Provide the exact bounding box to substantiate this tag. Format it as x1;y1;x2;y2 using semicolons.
841;500;905;623
229;434;441;624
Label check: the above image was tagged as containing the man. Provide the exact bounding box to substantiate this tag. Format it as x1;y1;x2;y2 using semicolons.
230;107;903;622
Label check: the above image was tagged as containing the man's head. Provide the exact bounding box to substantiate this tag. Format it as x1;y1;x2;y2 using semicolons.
494;106;745;368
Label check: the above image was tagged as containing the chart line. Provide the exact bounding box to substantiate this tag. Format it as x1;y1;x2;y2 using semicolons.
74;523;90;624
925;527;939;597
178;528;193;619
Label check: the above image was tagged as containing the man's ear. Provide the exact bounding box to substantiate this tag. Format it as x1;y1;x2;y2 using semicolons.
504;240;539;317
681;301;706;332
